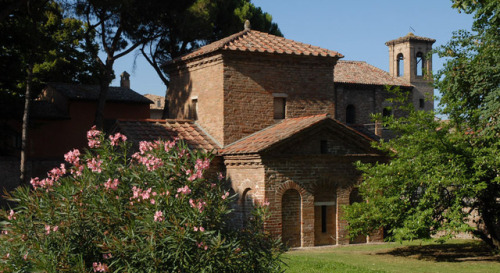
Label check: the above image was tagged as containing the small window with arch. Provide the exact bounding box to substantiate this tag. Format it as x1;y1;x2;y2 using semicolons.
346;104;356;124
397;53;404;77
382;107;392;118
416;52;424;77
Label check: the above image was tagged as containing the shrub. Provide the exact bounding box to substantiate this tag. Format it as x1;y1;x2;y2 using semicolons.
0;127;283;272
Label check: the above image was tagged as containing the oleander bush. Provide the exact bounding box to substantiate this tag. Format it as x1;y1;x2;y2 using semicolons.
0;127;283;272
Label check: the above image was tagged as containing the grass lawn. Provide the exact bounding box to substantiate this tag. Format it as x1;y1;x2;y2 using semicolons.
284;240;500;273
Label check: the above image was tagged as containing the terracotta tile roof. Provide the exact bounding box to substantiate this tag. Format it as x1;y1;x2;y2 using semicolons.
112;119;221;152
169;30;343;65
46;83;152;104
385;32;436;46
334;61;413;87
221;114;374;155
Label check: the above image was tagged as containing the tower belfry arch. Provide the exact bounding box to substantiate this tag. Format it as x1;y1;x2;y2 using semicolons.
386;33;436;111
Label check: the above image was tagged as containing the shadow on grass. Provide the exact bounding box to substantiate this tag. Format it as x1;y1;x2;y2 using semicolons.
378;241;500;262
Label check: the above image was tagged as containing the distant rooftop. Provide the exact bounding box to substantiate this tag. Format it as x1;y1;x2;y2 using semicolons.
334;61;412;87
385;32;436;46
45;83;152;104
144;94;165;110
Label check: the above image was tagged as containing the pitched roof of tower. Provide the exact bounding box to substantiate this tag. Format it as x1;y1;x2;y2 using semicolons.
385;32;436;46
334;61;413;87
221;114;375;155
169;30;344;65
112;119;221;152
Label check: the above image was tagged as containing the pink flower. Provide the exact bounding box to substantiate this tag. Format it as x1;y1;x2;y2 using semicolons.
87;125;101;139
195;158;210;172
7;210;15;220
104;178;119;191
30;177;55;190
45;225;51;235
48;165;66;182
199;226;205;232
87;157;103;173
109;132;127;146
197;241;208;250
189;199;206;213
222;192;230;200
23;252;28;261
53;226;59;232
93;262;109;272
217;172;224;181
154;211;164;222
103;253;112;259
193;226;198;232
88;139;101;148
64;149;81;165
177;185;191;195
139;141;157;154
164;140;176;152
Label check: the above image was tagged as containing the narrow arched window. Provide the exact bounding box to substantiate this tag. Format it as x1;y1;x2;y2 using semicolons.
346;104;356;124
382;107;392;118
397;53;404;77
416;52;424;77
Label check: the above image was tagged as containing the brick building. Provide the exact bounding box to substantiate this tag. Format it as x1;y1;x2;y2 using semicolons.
120;30;435;247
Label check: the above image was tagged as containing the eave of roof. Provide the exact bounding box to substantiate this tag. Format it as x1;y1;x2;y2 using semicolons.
47;83;152;104
167;30;343;66
221;114;375;155
385;32;436;46
113;119;220;153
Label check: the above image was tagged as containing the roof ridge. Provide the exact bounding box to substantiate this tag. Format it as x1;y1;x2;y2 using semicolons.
117;118;195;123
223;118;287;149
338;60;366;64
194;121;222;149
222;114;329;150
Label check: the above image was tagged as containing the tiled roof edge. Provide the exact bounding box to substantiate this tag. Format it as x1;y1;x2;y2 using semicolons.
221;114;329;154
194;121;222;150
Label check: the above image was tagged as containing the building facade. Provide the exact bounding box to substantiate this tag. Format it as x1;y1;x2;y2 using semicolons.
151;30;435;247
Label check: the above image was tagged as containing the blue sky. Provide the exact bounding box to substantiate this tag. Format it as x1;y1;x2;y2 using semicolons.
111;0;474;104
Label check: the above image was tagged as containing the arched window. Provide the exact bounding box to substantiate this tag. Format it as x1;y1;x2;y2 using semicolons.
382;107;392;118
346;104;356;124
397;53;404;77
416;52;424;77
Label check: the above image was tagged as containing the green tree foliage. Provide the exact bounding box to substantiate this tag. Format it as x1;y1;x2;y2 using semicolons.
437;0;500;133
0;0;97;99
139;0;281;118
0;0;98;183
70;0;196;128
344;0;500;250
0;128;284;272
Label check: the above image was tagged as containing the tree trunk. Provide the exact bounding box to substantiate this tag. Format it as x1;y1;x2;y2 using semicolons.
94;62;113;130
161;88;169;119
19;64;33;185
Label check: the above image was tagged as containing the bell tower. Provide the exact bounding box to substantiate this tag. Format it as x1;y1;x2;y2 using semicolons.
386;33;436;110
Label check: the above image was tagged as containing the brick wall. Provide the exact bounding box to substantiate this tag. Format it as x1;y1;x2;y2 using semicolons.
224;155;266;227
167;55;225;145
262;154;383;246
222;52;337;145
281;189;301;247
